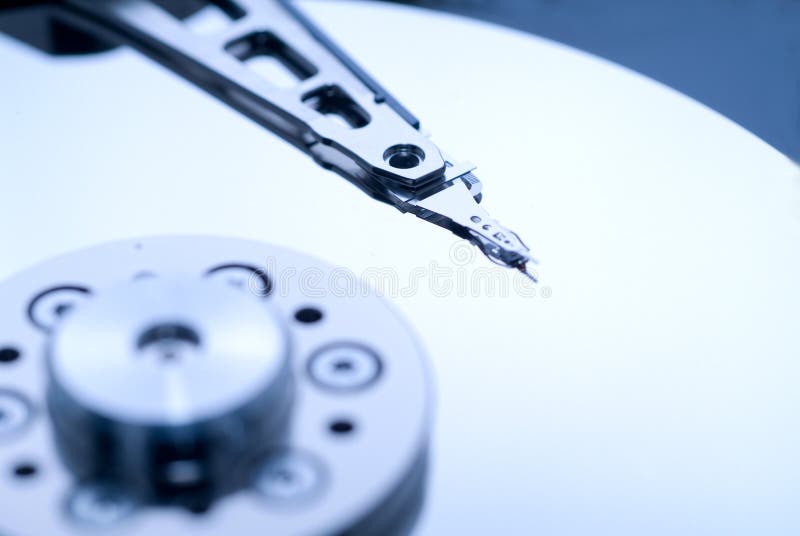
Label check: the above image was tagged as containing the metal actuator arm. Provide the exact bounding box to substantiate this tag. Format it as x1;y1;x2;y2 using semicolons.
48;0;538;278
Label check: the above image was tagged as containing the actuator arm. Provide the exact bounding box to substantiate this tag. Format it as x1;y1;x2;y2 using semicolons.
2;0;538;279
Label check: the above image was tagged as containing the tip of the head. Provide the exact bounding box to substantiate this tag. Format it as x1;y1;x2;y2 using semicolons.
517;264;538;283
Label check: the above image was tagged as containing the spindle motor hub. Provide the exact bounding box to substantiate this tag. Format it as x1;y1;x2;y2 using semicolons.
0;236;431;535
47;277;293;506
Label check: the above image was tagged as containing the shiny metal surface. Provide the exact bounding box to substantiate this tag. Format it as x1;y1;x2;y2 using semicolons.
47;276;294;507
0;0;535;273
0;236;431;535
1;1;800;534
49;277;290;425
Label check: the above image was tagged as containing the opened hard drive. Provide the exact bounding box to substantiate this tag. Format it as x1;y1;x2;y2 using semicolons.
1;1;799;534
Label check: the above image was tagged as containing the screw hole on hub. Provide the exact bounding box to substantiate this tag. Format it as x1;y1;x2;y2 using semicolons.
333;359;353;371
137;323;202;351
308;343;382;392
53;303;73;317
206;263;273;297
253;450;325;503
0;390;33;437
12;462;38;478
329;419;355;436
294;307;323;324
68;485;137;526
0;347;21;364
136;323;202;364
383;144;425;169
27;285;91;332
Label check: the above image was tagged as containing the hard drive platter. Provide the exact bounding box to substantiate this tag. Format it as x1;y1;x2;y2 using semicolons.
1;1;799;535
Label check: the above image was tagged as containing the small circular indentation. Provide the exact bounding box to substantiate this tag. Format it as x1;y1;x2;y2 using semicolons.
0;390;33;439
470;216;482;224
482;224;491;231
308;343;382;392
206;263;272;297
0;347;21;364
28;285;91;332
329;419;355;436
67;485;137;527
12;462;37;478
383;144;425;169
137;322;201;347
294;307;323;324
136;322;202;361
253;451;325;505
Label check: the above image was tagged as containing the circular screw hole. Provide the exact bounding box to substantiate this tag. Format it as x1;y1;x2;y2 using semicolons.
136;323;202;363
137;323;201;350
254;450;325;504
206;263;273;297
329;419;355;435
333;360;353;371
0;347;21;364
53;303;72;316
295;307;323;324
308;343;382;392
0;390;34;438
68;485;136;526
12;462;37;478
383;144;425;169
28;285;91;332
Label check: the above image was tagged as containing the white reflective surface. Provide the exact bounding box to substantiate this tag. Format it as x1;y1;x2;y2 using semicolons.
51;277;288;424
1;1;799;534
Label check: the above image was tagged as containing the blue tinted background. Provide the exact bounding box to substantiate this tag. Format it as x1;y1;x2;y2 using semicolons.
393;0;800;161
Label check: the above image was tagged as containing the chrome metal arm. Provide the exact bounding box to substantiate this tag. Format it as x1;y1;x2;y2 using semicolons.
54;0;538;277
